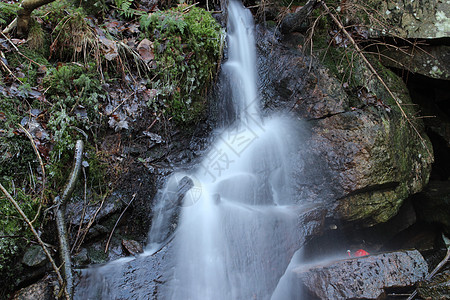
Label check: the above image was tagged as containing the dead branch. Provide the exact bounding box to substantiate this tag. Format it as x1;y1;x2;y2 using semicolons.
319;1;433;159
55;139;84;300
104;193;137;253
0;182;68;300
280;0;320;33
0;50;23;83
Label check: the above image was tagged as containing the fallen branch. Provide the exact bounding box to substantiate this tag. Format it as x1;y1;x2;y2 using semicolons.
1;32;44;67
318;1;433;159
0;51;23;83
104;192;137;253
407;234;450;300
54;140;84;300
0;182;68;299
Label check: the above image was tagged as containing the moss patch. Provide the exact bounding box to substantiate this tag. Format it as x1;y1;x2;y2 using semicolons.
140;5;223;124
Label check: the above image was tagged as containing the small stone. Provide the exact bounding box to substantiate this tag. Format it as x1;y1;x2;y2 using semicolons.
122;240;143;256
22;245;48;268
13;276;54;300
73;248;89;265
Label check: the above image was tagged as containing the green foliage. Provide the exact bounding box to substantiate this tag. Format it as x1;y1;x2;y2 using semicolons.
0;2;19;25
0;97;36;183
140;6;223;124
75;0;108;16
115;0;136;18
42;64;106;187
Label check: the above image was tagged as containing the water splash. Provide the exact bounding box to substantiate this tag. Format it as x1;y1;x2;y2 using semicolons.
76;1;305;299
153;1;303;298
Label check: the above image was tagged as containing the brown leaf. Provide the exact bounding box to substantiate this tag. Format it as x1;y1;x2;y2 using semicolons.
137;38;154;63
99;36;118;61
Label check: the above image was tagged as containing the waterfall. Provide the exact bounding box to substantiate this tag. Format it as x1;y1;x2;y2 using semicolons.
75;1;304;299
152;1;302;299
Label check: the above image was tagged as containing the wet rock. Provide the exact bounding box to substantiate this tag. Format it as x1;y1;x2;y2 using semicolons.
257;26;350;119
413;180;450;235
257;27;432;226
74;243;174;299
22;245;47;268
292;250;428;300
311;107;431;225
13;275;56;300
73;248;89;266
65;191;123;226
122;239;143;256
418;269;450;300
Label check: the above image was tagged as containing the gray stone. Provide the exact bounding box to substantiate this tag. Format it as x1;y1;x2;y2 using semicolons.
73;248;89;266
22;245;47;268
13;276;55;300
292;250;428;300
379;45;450;81
122;239;143;256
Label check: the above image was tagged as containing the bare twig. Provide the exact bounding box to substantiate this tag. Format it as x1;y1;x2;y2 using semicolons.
0;52;23;83
1;32;44;67
104;192;137;253
319;0;432;159
74;190;110;253
2;18;17;34
0;182;68;300
17;123;46;212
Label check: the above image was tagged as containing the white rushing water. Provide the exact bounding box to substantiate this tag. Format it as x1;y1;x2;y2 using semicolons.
149;1;302;299
76;1;304;299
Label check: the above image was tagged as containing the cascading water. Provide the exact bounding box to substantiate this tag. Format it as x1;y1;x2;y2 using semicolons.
76;1;304;299
153;1;302;298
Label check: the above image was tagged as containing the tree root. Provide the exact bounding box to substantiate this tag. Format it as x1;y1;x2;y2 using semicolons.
55;140;84;300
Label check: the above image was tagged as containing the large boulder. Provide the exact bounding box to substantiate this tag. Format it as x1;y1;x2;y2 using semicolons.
291;250;428;300
257;27;433;226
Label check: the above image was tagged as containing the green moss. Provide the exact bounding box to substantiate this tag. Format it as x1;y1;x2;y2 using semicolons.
0;183;39;296
0;2;19;26
140;6;223;124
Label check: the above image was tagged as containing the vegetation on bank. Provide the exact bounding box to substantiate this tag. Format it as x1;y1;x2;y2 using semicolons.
0;0;222;296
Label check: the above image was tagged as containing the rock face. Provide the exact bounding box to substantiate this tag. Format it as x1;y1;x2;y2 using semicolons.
292;250;428;300
257;27;433;226
379;45;450;81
